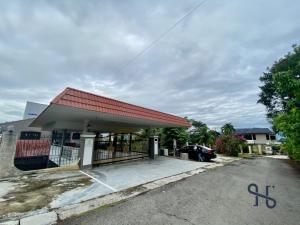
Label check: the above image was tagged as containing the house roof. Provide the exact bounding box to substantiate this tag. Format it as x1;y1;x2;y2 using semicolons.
52;87;189;126
30;87;190;131
235;128;274;135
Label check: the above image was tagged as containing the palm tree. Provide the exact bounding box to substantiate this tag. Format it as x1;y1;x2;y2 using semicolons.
221;123;235;136
189;119;213;146
207;130;219;147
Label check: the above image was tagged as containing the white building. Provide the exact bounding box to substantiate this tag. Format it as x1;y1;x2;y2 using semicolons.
23;101;48;119
235;128;280;154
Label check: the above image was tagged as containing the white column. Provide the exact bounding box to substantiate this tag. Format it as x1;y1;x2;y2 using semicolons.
149;136;159;159
0;126;22;178
248;145;252;154
258;145;262;155
79;133;96;169
173;138;177;157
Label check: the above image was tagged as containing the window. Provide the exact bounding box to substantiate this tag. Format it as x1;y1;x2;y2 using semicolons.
20;131;41;140
266;134;270;140
197;146;202;150
72;132;81;140
270;135;276;140
252;134;256;140
244;134;252;140
190;146;196;151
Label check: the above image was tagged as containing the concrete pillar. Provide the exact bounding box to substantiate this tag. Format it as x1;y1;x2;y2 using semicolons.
258;144;262;155
149;136;159;159
248;145;252;154
164;149;169;156
0;126;22;178
79;133;96;169
173;138;177;157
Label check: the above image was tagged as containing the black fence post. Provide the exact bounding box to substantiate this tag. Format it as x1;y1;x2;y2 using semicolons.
58;130;66;166
120;134;124;152
129;133;132;152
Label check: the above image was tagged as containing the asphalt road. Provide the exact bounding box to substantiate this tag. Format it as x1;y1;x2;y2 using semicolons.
60;158;300;225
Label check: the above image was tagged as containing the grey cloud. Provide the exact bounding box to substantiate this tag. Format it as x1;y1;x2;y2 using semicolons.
0;0;299;129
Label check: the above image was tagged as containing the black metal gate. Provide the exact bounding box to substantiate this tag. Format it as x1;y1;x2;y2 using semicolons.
93;133;149;164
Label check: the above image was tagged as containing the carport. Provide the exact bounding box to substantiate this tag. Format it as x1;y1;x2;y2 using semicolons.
30;87;189;168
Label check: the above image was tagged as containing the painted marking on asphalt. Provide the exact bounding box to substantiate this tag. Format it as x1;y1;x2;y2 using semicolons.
80;170;118;192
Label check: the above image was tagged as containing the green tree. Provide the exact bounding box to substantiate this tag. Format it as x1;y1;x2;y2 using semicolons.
189;119;209;145
258;45;300;160
274;108;300;159
258;45;300;118
189;119;218;147
216;123;246;156
161;127;189;150
221;123;235;135
207;130;219;148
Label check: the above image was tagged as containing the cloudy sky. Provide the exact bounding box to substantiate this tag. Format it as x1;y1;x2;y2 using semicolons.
0;0;299;128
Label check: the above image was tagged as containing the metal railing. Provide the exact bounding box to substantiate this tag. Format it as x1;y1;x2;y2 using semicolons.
14;138;80;170
49;145;79;166
93;134;149;163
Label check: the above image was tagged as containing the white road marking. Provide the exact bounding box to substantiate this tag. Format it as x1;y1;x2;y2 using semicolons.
80;170;118;192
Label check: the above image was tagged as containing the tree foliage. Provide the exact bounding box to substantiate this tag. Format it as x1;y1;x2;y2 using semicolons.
189;119;219;147
159;120;244;158
274;108;300;159
190;119;209;146
161;127;189;150
258;45;300;160
221;123;235;136
258;45;300;118
160;119;219;150
215;123;246;156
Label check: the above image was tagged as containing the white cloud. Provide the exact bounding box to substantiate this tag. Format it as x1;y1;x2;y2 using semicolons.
0;0;299;128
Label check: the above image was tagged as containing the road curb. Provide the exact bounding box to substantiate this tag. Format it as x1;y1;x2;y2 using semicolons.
20;212;57;225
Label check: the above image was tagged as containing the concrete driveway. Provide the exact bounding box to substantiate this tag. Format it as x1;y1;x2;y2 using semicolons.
50;157;212;208
0;156;217;221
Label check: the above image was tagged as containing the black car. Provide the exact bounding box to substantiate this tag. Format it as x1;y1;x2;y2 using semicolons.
179;145;216;162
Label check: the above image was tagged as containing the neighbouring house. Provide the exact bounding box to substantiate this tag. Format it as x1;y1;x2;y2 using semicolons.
0;101;51;140
23;101;48;120
0;102;54;171
235;128;280;154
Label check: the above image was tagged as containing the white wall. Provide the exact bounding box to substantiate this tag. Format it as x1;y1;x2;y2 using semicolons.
23;101;48;119
256;134;267;143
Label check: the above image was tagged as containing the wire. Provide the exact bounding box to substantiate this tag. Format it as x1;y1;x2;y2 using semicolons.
117;0;208;73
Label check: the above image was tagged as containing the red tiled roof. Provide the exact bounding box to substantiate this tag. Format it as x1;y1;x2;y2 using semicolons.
51;87;190;127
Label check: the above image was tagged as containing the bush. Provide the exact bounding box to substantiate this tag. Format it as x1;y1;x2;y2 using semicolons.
215;134;246;157
271;144;281;154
